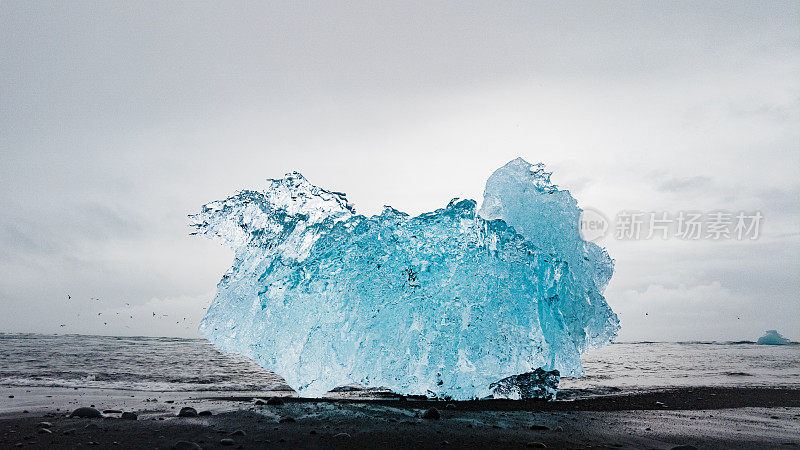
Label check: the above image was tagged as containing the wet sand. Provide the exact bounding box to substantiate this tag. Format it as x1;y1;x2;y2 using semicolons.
2;387;799;449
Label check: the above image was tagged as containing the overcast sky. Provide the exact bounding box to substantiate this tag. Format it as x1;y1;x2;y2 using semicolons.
1;1;798;342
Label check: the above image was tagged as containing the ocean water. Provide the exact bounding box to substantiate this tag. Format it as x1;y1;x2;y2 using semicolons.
0;334;797;400
558;341;800;398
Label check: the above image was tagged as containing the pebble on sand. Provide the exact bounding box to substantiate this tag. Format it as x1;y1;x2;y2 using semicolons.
120;412;138;420
219;438;236;446
266;397;284;405
177;407;198;417
198;410;213;416
254;399;267;406
422;407;441;420
69;407;103;418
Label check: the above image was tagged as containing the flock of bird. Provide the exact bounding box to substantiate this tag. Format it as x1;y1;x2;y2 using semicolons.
59;295;741;331
59;294;204;331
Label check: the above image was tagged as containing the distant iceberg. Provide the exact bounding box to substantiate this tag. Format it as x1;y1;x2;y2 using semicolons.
756;330;791;345
190;158;619;400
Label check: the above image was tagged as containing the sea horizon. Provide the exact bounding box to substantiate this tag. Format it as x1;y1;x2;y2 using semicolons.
3;331;797;346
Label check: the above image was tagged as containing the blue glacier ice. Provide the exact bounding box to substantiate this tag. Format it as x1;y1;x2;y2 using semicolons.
189;158;619;400
756;330;791;345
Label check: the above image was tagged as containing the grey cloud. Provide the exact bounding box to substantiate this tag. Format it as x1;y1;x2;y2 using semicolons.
656;176;713;193
756;186;800;212
70;202;144;241
0;221;57;256
728;102;795;123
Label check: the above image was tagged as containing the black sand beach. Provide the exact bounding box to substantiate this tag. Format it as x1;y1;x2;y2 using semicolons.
2;387;799;449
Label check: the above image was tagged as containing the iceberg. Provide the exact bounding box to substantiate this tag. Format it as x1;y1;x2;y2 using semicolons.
189;158;619;400
756;330;791;345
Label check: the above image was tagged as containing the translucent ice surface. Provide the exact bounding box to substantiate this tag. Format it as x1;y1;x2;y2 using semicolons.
490;368;560;400
189;159;619;399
